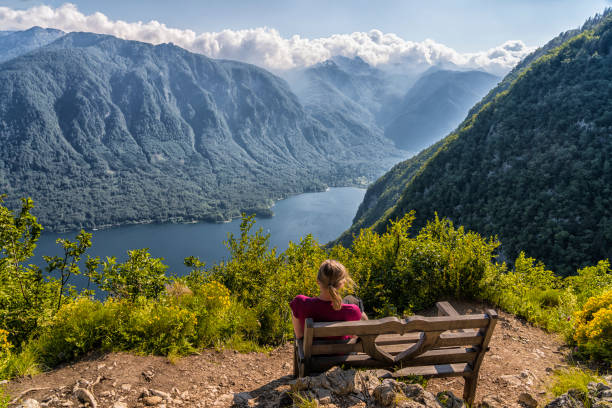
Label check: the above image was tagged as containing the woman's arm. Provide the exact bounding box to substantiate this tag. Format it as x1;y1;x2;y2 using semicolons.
292;313;304;339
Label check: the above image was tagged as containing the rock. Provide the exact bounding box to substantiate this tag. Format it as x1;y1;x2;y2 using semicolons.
16;399;41;408
120;384;132;392
480;395;502;408
437;391;466;408
275;391;293;407
140;388;151;398
292;373;331;392
74;388;98;408
112;403;128;408
60;401;73;407
213;394;234;406
499;374;523;388
518;392;538;408
373;369;393;379
143;396;163;406
315;388;332;404
325;367;359;395
142;370;155;382
544;390;586;408
404;384;438;407
373;379;399;406
234;392;253;404
149;389;171;400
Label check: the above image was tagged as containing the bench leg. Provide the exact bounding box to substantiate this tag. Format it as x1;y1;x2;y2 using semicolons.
463;375;477;406
293;344;299;378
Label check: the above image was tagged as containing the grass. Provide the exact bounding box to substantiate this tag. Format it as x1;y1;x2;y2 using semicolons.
291;391;319;408
0;386;8;408
547;367;604;407
0;346;41;381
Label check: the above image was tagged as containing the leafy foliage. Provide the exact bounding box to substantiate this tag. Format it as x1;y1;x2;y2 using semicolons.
1;198;611;380
573;290;612;362
0;196;56;345
92;249;168;301
43;231;97;310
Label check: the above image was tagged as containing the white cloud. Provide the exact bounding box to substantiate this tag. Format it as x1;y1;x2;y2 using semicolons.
0;3;534;74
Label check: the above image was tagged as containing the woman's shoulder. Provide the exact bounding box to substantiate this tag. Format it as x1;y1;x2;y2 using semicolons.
290;294;315;309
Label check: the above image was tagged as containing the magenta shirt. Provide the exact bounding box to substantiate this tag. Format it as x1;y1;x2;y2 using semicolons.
290;295;361;339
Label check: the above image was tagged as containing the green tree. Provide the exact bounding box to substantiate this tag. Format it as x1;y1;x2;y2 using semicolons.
92;249;168;300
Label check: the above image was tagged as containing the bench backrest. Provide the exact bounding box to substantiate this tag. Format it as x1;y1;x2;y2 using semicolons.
301;305;497;374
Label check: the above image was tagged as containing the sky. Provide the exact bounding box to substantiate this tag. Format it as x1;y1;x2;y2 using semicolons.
0;1;610;73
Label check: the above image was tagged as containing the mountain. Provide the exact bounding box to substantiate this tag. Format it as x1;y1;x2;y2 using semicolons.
0;26;65;63
0;31;399;231
285;57;499;154
383;70;499;151
337;10;612;276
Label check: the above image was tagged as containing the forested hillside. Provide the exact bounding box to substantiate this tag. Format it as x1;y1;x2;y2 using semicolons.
340;10;612;276
0;26;64;63
0;32;400;231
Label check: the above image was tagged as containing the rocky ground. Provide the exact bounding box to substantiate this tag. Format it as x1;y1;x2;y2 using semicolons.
4;301;601;407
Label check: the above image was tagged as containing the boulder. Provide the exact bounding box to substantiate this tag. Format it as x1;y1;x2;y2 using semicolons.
16;399;40;408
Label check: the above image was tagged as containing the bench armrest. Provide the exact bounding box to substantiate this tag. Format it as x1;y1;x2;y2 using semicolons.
436;301;460;317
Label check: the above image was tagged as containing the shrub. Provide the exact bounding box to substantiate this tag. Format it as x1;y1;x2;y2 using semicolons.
573;290;612;362
116;298;197;356
480;252;577;333
567;260;612;304
93;249;168;300
336;213;501;316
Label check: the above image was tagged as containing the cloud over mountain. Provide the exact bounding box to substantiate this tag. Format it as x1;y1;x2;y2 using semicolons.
0;3;533;74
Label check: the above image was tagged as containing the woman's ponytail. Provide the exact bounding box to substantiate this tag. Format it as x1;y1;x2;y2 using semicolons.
318;259;354;311
328;285;343;311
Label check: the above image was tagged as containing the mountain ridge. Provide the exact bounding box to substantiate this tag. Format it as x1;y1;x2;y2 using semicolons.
0;31;400;231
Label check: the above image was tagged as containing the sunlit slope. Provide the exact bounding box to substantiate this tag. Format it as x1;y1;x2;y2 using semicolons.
339;12;612;275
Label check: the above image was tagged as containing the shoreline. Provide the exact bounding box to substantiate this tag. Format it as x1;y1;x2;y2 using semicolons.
38;185;368;235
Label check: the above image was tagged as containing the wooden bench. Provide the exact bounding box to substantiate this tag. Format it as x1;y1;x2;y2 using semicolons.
293;301;497;405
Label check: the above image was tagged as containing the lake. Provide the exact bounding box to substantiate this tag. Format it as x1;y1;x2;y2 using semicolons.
33;187;366;284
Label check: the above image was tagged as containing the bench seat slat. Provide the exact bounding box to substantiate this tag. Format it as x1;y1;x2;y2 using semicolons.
310;331;485;355
309;347;478;372
393;363;473;379
312;315;490;337
374;331;485;347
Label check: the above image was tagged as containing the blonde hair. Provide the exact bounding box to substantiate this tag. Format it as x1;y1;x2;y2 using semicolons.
317;259;354;311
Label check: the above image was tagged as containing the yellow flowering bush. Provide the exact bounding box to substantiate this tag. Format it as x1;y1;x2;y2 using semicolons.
0;329;12;378
573;289;612;362
0;330;10;356
119;299;197;355
198;281;231;312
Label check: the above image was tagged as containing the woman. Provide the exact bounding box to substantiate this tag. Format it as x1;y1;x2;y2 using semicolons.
290;259;367;339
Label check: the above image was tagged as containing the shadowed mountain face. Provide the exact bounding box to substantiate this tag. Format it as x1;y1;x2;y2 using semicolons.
337;10;612;276
0;32;400;231
0;26;65;63
383;69;499;151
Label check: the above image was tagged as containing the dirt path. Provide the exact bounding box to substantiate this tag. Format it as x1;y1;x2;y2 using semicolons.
5;301;569;407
